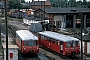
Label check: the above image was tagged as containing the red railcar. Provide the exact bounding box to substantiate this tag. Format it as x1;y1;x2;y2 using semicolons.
16;30;39;54
38;31;80;56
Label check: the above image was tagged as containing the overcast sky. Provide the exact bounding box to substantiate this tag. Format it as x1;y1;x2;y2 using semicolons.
25;0;90;2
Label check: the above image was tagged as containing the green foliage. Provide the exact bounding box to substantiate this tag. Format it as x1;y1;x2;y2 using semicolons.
11;40;16;45
21;0;25;3
87;2;90;8
8;0;22;9
1;40;5;43
7;17;13;21
69;0;76;7
50;0;90;8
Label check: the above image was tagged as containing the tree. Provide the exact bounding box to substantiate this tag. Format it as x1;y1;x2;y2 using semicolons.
21;0;25;3
69;0;76;7
87;2;90;8
82;0;87;8
76;1;82;8
8;0;22;9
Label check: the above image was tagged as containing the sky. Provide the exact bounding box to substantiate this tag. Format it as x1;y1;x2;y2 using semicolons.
25;0;90;2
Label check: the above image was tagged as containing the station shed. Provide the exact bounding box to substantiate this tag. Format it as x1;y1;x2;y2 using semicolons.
75;35;90;55
3;45;19;60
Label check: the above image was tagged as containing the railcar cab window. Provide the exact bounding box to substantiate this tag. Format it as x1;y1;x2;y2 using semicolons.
24;40;38;46
72;41;79;47
66;42;71;47
66;41;79;47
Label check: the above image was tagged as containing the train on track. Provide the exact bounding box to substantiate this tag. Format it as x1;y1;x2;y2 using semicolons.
38;31;80;56
16;30;39;54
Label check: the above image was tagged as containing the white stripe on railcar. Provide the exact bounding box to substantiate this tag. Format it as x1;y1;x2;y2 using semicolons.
38;31;79;42
16;30;38;40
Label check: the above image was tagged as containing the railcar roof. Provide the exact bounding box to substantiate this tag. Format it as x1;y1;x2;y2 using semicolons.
38;31;79;42
16;30;38;40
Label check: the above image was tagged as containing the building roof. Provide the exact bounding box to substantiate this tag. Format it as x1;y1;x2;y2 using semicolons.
30;0;51;6
0;2;4;6
0;2;4;9
25;16;41;21
24;16;48;21
75;35;90;42
3;45;19;49
41;8;90;14
38;31;79;42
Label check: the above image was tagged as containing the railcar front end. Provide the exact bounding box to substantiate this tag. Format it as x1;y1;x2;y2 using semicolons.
63;41;80;56
16;30;39;54
22;40;39;54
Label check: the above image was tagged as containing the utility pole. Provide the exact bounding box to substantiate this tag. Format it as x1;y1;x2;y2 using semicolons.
0;21;1;47
70;9;83;60
80;0;82;8
4;0;8;60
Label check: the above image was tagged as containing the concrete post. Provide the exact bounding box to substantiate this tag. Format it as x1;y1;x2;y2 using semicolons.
73;15;76;28
84;15;86;28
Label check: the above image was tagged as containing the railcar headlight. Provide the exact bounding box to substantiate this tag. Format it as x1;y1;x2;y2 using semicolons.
24;48;26;50
71;48;74;50
49;43;50;45
74;48;76;49
67;50;68;52
37;48;38;49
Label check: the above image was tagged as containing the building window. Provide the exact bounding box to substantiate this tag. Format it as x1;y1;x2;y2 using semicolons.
87;19;90;23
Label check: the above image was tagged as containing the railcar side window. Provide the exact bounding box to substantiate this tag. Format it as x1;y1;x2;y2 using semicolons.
44;36;48;40
55;40;58;45
41;35;44;40
52;39;55;43
48;38;51;42
76;41;79;46
16;34;21;44
35;40;38;45
73;41;76;47
66;42;71;47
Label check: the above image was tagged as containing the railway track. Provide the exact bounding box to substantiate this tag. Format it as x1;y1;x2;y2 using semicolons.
7;20;84;60
18;50;40;60
40;46;81;60
7;22;75;60
8;22;48;60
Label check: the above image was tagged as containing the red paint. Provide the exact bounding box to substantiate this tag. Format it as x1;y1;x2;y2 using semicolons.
10;53;13;58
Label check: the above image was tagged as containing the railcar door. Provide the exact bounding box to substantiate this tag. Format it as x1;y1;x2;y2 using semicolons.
38;34;41;45
60;41;63;54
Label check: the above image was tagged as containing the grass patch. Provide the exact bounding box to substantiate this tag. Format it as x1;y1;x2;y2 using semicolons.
7;17;13;21
0;14;4;17
11;39;16;45
1;40;5;43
